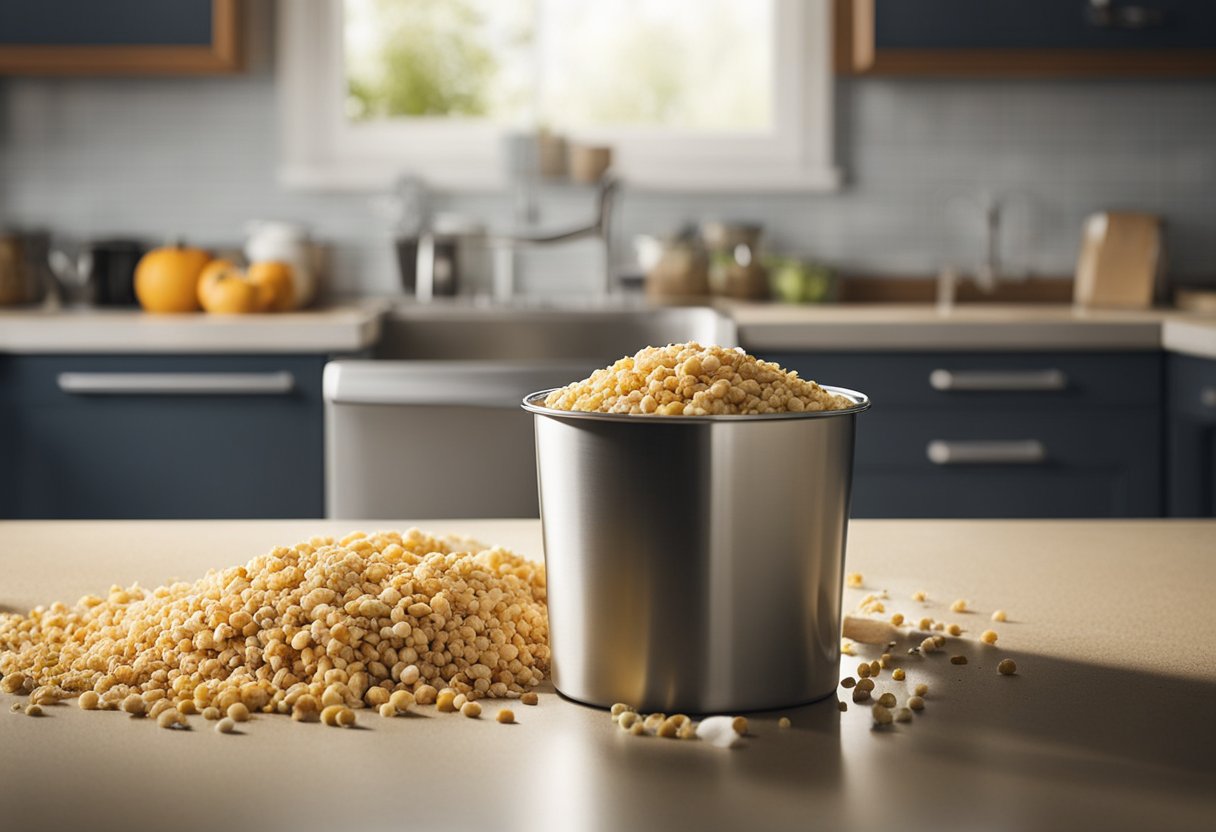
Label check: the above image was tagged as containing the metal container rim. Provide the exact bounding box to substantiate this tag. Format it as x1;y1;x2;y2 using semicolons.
522;384;871;423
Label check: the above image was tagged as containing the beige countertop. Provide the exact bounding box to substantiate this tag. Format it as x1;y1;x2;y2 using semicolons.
0;304;384;354
3;300;1216;358
729;302;1216;355
1;518;1213;832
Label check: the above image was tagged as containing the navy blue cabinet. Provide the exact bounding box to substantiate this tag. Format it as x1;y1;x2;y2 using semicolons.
0;354;327;519
764;351;1164;519
1166;354;1216;517
839;0;1216;75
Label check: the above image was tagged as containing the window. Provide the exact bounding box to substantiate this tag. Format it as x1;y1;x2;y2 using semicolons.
279;0;838;191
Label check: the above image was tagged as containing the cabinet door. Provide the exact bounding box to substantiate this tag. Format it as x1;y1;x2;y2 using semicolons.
0;354;326;519
838;0;1216;75
1167;354;1216;517
766;351;1163;519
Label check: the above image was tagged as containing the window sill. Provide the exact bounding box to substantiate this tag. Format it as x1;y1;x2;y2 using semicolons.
277;163;844;194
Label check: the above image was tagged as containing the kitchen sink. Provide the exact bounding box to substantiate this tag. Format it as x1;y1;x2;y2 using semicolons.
373;301;735;361
325;301;736;519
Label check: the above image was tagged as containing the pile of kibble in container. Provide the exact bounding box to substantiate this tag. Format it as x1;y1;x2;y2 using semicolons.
542;342;855;416
0;529;548;732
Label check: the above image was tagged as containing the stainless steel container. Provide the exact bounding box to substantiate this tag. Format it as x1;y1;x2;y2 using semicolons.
523;387;870;713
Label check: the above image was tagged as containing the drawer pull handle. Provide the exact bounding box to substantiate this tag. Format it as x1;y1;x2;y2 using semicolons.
1202;387;1216;409
929;369;1067;392
927;440;1047;466
57;372;295;396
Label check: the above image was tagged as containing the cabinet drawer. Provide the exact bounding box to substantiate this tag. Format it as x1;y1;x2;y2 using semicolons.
852;469;1152;519
0;354;327;519
1168;354;1216;421
766;352;1162;409
854;408;1159;470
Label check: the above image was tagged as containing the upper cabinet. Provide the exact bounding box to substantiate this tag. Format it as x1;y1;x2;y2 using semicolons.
836;0;1216;76
0;0;242;75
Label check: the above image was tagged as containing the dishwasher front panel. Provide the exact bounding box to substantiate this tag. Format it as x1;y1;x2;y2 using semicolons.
324;360;592;519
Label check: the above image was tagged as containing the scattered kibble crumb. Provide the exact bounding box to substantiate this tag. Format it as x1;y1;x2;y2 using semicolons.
157;709;186;729
24;703;43;717
610;702;632;720
933;635;946;647
227;703;250;723
950;655;968;665
872;704;893;726
869;660;882;676
980;630;999;645
215;717;236;734
9;702;21;713
894;707;913;723
877;692;897;708
948;623;963;636
852;687;871;703
731;716;749;736
918;617;933;630
336;708;357;728
461;701;482;719
678;722;698;740
378;703;397;718
913;683;928;697
77;691;100;711
892;668;906;681
838;701;847;712
629;721;645;736
841;676;857;689
521;692;539;706
912;591;927;602
841;639;857;657
618;711;640;730
846;572;864;588
857;678;875;692
890;613;904;626
998;659;1017;676
920;637;938;654
778;717;791;729
496;708;515;724
950;599;968;613
992;610;1007;622
907;695;925;711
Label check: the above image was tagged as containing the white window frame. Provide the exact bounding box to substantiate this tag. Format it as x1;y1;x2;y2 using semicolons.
278;0;840;192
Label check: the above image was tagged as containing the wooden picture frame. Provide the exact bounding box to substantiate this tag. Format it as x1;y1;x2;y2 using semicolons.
835;0;1216;76
0;0;242;75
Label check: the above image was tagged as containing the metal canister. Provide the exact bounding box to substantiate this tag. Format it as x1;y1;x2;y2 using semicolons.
522;387;870;713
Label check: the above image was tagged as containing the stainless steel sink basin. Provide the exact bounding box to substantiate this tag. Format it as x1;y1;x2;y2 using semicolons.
374;302;735;361
326;301;736;519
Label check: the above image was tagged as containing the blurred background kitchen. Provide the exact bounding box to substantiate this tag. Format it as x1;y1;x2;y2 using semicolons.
2;0;1215;521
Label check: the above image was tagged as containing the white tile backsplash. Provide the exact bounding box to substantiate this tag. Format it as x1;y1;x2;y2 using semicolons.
1;2;1213;298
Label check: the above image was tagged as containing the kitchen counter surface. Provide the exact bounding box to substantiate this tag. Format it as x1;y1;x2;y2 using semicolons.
1;518;1213;832
0;303;384;354
4;300;1216;359
729;302;1216;355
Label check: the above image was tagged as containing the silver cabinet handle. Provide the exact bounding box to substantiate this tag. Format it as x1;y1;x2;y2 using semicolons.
927;440;1047;466
57;372;295;396
1202;387;1216;409
929;369;1067;392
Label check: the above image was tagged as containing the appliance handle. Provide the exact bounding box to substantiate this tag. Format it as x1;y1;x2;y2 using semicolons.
926;440;1047;466
324;360;593;408
929;369;1067;392
57;371;295;396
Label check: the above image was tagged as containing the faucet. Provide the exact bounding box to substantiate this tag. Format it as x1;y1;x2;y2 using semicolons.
937;192;1011;311
486;177;620;302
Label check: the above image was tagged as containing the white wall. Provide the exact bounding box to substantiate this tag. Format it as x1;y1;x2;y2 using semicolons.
2;1;1213;298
